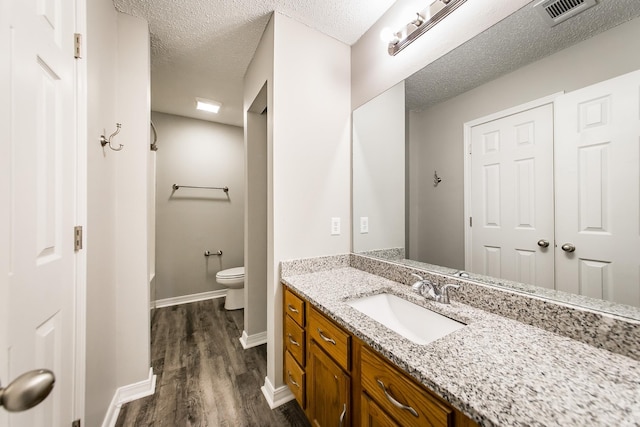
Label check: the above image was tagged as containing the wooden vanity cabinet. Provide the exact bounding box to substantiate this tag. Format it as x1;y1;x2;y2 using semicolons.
283;288;306;409
282;285;477;427
307;339;351;426
361;393;401;427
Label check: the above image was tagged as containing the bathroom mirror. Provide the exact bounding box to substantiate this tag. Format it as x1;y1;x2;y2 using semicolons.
352;0;640;319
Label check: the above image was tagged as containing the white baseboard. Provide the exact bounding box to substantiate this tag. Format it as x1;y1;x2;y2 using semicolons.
261;376;295;409
154;289;226;308
239;330;267;349
102;367;156;427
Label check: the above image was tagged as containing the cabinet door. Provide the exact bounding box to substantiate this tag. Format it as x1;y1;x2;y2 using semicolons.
307;340;350;427
361;393;401;427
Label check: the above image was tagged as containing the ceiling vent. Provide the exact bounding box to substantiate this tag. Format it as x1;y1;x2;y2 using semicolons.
534;0;597;27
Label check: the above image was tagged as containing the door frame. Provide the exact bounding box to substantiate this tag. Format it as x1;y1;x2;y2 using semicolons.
462;92;562;272
73;0;88;422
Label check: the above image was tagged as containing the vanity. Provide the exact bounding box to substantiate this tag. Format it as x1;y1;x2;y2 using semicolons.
280;255;640;427
283;284;476;427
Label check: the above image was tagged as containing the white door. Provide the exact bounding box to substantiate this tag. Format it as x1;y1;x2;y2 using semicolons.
1;0;79;425
555;70;640;306
470;104;555;288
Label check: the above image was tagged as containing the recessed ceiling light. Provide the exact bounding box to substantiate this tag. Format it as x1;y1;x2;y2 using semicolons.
195;97;222;114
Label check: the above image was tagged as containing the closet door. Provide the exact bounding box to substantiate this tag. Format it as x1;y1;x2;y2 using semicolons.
555;70;640;306
470;104;555;288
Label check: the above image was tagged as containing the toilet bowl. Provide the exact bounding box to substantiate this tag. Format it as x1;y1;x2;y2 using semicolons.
216;267;244;310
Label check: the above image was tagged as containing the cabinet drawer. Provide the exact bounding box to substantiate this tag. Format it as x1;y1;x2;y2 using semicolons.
284;315;305;367
308;307;350;371
285;350;306;409
361;347;453;427
284;288;305;327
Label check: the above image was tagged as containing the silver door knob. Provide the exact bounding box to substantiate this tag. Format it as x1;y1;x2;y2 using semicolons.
537;239;550;248
561;243;576;252
0;369;55;412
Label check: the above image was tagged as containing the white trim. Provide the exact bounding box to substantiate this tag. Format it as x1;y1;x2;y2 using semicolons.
261;376;295;409
101;367;156;427
73;0;88;423
154;289;226;308
463;92;563;272
239;330;267;349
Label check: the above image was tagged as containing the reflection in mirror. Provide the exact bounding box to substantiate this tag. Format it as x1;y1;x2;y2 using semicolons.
352;0;640;317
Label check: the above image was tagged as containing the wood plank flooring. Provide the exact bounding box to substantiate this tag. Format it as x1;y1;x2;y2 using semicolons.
115;299;310;427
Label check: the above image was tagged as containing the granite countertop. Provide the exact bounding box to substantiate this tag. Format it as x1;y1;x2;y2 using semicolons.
282;267;640;427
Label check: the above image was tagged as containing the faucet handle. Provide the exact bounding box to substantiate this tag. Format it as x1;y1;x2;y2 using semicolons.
410;273;425;282
438;283;460;304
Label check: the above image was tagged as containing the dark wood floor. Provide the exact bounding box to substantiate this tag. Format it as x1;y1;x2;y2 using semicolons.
115;299;310;427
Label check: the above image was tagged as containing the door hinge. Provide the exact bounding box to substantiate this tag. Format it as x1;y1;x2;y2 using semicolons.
72;419;81;427
74;226;83;251
468;144;472;155
469;217;473;227
74;33;82;59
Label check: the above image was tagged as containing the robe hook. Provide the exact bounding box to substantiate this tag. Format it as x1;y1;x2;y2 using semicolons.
434;170;442;186
100;123;123;151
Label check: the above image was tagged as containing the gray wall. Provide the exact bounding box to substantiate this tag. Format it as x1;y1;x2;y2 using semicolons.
245;86;268;340
153;112;244;301
409;16;640;269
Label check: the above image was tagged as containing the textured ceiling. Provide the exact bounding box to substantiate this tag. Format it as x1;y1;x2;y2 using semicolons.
113;0;397;126
405;0;640;111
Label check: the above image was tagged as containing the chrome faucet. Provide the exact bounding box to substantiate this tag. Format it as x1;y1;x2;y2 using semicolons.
411;273;437;299
411;274;460;304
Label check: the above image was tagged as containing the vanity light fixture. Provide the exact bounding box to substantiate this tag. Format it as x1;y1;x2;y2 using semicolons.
195;97;222;114
387;0;468;56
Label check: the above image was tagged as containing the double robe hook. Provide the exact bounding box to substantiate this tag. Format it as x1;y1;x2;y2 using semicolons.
100;123;123;151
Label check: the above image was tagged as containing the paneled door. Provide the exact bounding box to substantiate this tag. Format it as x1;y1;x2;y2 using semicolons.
1;0;79;425
555;69;640;306
470;104;555;288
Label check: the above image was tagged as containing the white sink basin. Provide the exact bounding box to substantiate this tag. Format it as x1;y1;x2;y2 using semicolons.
347;293;465;345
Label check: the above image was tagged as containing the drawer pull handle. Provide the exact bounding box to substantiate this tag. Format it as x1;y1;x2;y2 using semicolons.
317;328;336;345
287;334;300;347
287;304;299;313
287;372;300;389
376;379;419;418
339;403;347;427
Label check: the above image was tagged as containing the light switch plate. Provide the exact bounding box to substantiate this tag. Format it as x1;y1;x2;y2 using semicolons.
331;217;341;235
360;217;369;234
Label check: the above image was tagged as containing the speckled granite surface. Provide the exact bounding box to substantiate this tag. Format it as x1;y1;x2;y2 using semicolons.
280;253;350;277
358;255;640;322
280;256;640;427
350;254;640;362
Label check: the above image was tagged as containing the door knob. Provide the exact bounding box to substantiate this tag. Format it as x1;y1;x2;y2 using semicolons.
561;243;576;253
537;239;550;248
0;369;55;412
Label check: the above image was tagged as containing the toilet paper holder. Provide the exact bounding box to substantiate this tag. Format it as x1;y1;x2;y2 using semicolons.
204;250;223;257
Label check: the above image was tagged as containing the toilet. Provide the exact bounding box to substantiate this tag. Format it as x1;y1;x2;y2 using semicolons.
216;267;245;310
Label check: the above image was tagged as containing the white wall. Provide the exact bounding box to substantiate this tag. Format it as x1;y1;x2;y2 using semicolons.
270;12;352;392
153;112;245;300
244;15;274;370
86;1;119;423
86;4;151;425
352;81;405;253
244;13;351;403
351;0;530;109
115;12;151;388
409;16;640;269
